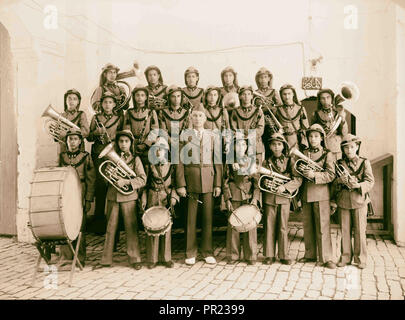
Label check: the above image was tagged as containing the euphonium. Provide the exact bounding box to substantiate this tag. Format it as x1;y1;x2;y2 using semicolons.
257;166;298;199
98;143;137;195
289;147;334;182
42;105;81;144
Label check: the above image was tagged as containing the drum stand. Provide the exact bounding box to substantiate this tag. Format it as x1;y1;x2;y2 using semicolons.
31;232;84;287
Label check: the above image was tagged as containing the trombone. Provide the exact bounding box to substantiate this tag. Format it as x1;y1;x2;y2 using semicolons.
253;92;284;135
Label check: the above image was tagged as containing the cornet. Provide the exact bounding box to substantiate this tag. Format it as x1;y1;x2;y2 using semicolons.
42;105;81;144
289;147;334;182
88;105;111;145
253;92;284;135
98;143;137;195
335;161;357;190
257;166;298;199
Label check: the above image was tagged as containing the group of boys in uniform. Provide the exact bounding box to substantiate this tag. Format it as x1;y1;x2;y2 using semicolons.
54;63;374;272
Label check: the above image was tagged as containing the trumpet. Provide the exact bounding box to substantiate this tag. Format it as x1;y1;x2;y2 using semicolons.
253;92;284;134
289;147;334;182
88;106;111;145
148;94;167;110
257;166;298;199
335;161;357;190
98;143;137;195
42;105;81;144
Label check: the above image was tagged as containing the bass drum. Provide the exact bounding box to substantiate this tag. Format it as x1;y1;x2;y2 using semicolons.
29;167;83;241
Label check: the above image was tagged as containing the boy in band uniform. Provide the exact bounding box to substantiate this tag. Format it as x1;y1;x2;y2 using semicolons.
273;84;309;151
97;130;147;270
87;92;124;233
255;67;282;107
331;134;374;269
142;137;179;269
144;65;168;109
176;104;222;265
298;124;336;269
58;129;96;268
223;135;260;265
261;133;302;265
311;89;348;160
183;67;204;108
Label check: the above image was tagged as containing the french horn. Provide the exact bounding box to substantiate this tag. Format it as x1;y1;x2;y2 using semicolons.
42;105;81;144
98;143;137;195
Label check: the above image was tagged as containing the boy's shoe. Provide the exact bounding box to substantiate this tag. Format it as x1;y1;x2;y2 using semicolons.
132;263;142;270
298;257;317;263
324;261;337;269
164;261;174;268
247;260;256;266
280;259;292;265
204;256;216;264
337;261;348;267
147;263;157;269
263;257;276;265
185;257;196;265
226;258;237;265
357;263;366;269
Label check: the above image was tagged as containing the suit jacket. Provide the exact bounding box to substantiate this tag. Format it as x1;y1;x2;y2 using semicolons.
229;105;265;154
301;147;336;203
273;104;309;149
146;162;180;208
106;153;147;202
311;108;348;153
59;151;96;205
87;113;124;156
222;159;261;204
261;155;302;205
332;156;374;209
176;129;223;194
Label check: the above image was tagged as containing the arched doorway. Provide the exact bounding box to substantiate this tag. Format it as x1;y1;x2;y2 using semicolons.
0;22;17;235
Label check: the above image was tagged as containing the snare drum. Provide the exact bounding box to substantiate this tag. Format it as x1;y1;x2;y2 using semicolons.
228;204;262;233
142;206;172;237
28;167;83;241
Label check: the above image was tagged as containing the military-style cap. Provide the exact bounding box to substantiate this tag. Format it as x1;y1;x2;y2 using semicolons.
268;132;289;154
166;85;182;97
184;66;199;77
154;136;170;150
132;84;149;96
115;129;135;143
279;83;299;105
306;123;326;138
341;134;361;147
102;63;120;73
255;67;274;88
238;85;254;96
317;88;335;108
191;103;205;113
64;88;82;111
65;128;83;140
221;66;237;77
100;91;117;104
205;85;220;94
144;65;161;77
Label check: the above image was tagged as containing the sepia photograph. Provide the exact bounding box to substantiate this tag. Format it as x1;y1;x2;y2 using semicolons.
0;0;404;307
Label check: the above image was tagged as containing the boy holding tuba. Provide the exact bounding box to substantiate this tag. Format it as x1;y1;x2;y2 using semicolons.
331;134;374;269
296;124;336;269
261;133;302;265
96;130;147;270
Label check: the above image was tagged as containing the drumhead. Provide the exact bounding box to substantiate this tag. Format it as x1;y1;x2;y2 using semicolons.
142;206;171;236
229;204;261;233
62;167;83;240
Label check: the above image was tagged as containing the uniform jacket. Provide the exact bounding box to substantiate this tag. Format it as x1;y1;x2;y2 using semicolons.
176;129;223;194
229;105;265;154
59;110;90;152
220;85;240;98
222;158;261;204
146;84;167;99
158;105;192;146
124;107;159;156
332;156;374;209
255;88;282;107
106;153;147;202
301;147;336;203
311;108;348;153
261;155;302;205
273;103;309;149
145;162;180;207
59;150;96;204
182;87;204;108
87;113;124;155
91;82;128;113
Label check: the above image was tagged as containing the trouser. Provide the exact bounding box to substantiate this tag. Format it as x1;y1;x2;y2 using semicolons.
339;205;368;265
146;228;172;263
226;201;257;261
91;155;108;220
186;192;214;259
302;200;333;263
60;209;86;264
263;203;290;259
101;200;141;265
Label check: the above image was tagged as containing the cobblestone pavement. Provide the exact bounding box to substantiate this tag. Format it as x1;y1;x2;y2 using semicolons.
1;224;405;300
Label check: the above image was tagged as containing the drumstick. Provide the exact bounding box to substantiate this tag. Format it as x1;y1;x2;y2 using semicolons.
187;194;203;204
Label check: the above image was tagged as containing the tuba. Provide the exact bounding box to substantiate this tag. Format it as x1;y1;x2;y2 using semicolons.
98;143;137;195
289;147;334;182
327;81;360;138
42;105;81;144
257;166;298;199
